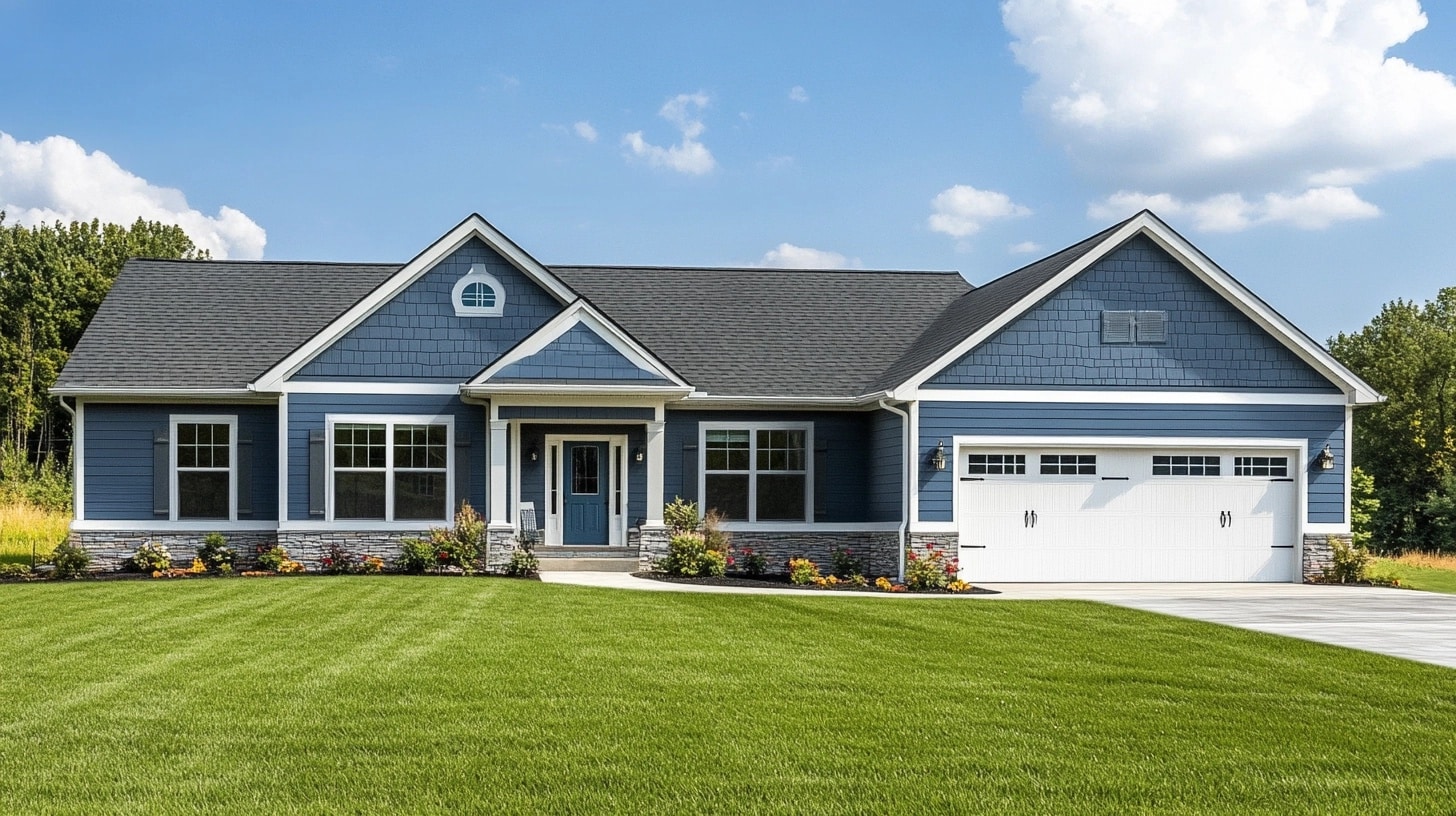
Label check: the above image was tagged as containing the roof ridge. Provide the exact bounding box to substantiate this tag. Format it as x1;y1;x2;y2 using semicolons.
552;264;963;276
128;258;402;266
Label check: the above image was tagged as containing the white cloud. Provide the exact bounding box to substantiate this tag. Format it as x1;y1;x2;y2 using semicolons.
1008;241;1043;254
573;121;598;142
927;184;1031;239
788;85;809;103
0;132;266;259
1088;186;1381;232
622;92;717;175
756;243;857;269
1003;0;1456;230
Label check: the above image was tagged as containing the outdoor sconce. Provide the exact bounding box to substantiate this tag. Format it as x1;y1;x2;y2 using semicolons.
528;444;540;462
1316;444;1335;470
929;440;947;472
633;447;645;463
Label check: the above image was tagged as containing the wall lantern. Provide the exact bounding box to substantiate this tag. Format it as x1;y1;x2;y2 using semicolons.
1316;444;1335;470
633;447;645;463
528;444;540;462
929;440;947;472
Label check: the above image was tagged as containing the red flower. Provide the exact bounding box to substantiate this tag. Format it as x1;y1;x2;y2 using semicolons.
437;551;450;561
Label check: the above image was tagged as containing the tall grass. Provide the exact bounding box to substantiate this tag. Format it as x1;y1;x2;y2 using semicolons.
0;501;69;565
1391;550;1456;571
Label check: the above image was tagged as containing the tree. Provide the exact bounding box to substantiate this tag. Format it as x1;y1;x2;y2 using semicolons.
1330;289;1456;552
0;214;204;474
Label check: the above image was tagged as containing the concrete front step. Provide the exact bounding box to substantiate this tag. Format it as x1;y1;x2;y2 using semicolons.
533;546;640;573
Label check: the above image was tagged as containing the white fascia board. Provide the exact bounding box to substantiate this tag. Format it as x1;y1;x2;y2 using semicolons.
252;214;578;391
916;390;1349;405
464;384;694;398
892;212;1383;405
483;393;675;408
469;300;689;388
678;392;890;410
280;382;463;395
49;388;273;402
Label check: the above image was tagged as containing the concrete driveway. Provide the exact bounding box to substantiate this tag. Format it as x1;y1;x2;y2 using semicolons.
979;582;1456;670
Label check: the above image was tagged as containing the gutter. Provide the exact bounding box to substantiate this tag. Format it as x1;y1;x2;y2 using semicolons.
50;387;272;401
877;398;910;584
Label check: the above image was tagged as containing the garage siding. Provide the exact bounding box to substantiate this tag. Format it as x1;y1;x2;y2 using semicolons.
917;401;1344;524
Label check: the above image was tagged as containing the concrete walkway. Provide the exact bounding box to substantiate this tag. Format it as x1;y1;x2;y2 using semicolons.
540;572;1456;669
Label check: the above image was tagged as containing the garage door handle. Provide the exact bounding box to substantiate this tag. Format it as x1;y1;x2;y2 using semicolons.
1024;510;1030;528
1219;510;1227;528
1030;510;1038;527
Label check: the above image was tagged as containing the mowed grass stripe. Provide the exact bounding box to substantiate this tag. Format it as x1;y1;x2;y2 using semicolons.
2;579;1453;814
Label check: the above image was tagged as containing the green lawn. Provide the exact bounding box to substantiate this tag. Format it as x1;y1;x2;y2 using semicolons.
2;579;1454;814
1369;557;1456;594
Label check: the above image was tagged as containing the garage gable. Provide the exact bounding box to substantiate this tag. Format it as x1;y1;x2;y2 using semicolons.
926;234;1339;392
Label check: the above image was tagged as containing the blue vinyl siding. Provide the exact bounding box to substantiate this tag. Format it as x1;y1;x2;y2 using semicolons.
293;238;564;382
916;401;1345;524
928;235;1340;392
285;393;486;521
83;402;278;521
518;424;648;527
664;410;875;523
493;324;668;384
869;408;904;523
497;406;655;421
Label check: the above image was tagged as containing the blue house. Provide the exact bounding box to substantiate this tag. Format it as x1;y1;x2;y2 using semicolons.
53;211;1380;582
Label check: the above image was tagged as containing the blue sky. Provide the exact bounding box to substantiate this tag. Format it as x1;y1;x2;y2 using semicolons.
2;1;1455;343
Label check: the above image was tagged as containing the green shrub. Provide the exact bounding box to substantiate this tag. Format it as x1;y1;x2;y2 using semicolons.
49;542;91;578
396;538;435;574
415;503;485;573
658;532;726;577
830;546;865;578
906;545;956;591
321;542;357;574
1351;467;1380;551
256;545;288;573
1325;537;1372;584
0;563;33;580
664;497;701;534
128;541;172;573
787;557;820;585
505;545;539;577
734;546;768;577
197;532;236;571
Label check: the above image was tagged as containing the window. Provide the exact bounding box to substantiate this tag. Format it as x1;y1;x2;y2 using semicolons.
1101;310;1168;344
967;454;1026;475
702;425;810;522
1152;455;1220;476
331;417;451;521
1040;454;1096;475
1234;456;1288;477
174;419;234;520
451;264;505;317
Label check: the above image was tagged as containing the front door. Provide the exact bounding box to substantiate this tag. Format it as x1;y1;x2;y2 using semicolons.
563;441;609;545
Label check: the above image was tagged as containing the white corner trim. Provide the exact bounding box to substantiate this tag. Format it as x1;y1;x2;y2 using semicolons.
916;390;1350;406
252;213;577;390
468;300;689;388
451;265;506;317
277;392;290;524
73;398;85;521
892;212;1382;405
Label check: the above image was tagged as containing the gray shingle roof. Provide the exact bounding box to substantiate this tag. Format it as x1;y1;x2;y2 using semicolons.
554;267;971;397
866;215;1136;392
54;259;400;391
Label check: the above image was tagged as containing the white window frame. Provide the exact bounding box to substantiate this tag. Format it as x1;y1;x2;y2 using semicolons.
325;414;454;523
698;422;814;524
451;264;505;317
170;414;238;522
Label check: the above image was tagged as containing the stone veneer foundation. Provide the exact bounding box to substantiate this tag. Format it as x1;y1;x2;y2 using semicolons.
1301;533;1346;583
635;528;902;577
70;530;280;572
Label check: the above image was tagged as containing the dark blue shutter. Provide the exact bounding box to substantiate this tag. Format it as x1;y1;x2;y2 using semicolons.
236;430;253;517
454;429;472;513
308;429;325;517
680;442;698;503
152;427;169;516
814;440;828;520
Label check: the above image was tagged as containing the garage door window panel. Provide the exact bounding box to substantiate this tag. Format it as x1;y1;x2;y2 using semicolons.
1234;456;1288;477
1040;454;1097;475
1152;455;1220;476
967;454;1026;475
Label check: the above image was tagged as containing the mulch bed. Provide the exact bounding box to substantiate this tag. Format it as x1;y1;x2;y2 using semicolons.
632;572;999;594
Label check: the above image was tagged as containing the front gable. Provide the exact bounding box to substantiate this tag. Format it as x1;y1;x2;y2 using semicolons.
292;237;562;382
492;324;670;384
927;235;1340;392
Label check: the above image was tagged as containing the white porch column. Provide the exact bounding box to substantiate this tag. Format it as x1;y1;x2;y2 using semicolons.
645;420;665;525
489;419;510;527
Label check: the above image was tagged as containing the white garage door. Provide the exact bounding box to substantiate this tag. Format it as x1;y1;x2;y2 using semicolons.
957;447;1298;582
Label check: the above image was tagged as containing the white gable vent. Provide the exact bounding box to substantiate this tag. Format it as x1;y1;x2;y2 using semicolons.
1101;310;1167;344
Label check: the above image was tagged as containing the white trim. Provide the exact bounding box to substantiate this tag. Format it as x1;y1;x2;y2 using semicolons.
719;522;902;533
697;421;814;523
170;414;239;523
680;393;887;408
1305;522;1352;534
465;383;693;397
510;420;522;533
253;214;577;390
73;399;85;522
324;413;455;524
72;520;279;533
544;433;629;546
908;400;920;528
916;390;1350;405
484;394;672;408
468;300;689;388
277;392;289;523
52;388;267;401
451;265;506;317
950;435;1309;583
892;212;1382;405
280;382;463;395
1344;403;1354;530
277;521;440;533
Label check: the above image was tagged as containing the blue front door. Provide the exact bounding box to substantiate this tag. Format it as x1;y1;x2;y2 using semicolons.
563;441;609;545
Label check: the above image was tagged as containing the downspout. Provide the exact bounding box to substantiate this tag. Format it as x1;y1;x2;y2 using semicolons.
878;399;910;583
55;396;78;521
